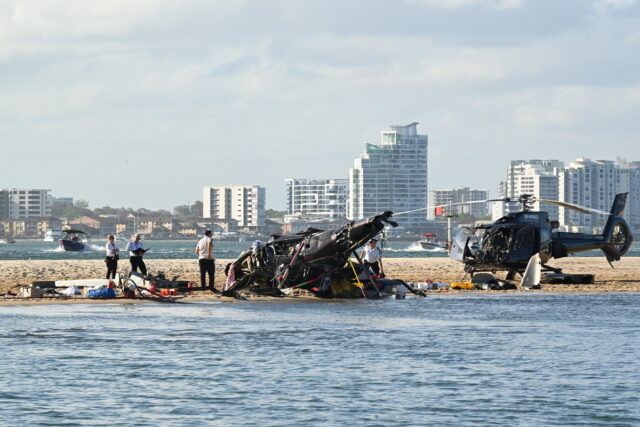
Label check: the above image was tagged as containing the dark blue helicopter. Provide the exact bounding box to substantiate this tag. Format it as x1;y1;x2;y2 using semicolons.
450;193;633;279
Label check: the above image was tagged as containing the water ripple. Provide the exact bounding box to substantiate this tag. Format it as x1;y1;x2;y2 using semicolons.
1;294;639;425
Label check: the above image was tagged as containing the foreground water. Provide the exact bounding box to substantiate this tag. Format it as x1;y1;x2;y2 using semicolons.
2;239;639;260
1;294;639;425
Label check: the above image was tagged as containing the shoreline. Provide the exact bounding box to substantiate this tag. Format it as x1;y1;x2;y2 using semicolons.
1;257;639;306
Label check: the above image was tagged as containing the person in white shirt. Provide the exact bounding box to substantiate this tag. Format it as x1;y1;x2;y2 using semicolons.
105;234;120;279
126;233;147;275
195;230;216;292
359;238;384;277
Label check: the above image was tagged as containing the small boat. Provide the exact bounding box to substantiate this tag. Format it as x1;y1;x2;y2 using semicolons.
44;230;62;242
58;229;89;251
0;238;16;244
419;233;447;250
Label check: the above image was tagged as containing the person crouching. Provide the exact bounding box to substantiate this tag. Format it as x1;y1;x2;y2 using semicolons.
360;238;384;277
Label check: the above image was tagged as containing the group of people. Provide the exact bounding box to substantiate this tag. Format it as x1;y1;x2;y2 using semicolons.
104;230;217;292
103;231;385;293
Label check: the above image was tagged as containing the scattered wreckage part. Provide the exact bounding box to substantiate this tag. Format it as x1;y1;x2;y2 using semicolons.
541;273;595;284
470;273;496;285
520;253;542;289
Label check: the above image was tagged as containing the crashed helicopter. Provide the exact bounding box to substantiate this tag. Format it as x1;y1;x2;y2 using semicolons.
222;211;424;299
449;192;634;284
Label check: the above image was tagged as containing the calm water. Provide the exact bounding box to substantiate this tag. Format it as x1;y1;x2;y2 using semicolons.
1;294;639;425
1;239;639;260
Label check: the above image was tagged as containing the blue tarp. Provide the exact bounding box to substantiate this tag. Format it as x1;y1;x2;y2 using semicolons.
87;288;116;298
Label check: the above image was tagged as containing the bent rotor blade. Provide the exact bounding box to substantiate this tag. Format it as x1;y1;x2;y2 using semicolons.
536;199;609;216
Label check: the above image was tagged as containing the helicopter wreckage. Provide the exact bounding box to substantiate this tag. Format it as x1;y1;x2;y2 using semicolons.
222;211;425;299
222;193;634;298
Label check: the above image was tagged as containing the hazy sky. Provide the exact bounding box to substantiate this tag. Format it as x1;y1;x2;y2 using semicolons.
1;0;639;210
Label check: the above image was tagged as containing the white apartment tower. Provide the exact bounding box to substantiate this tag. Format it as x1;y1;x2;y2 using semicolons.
428;187;489;220
558;158;626;230
0;188;52;220
348;122;428;229
492;160;563;221
202;186;266;229
285;179;348;219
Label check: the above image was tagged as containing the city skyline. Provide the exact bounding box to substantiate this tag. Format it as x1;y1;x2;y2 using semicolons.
2;1;639;209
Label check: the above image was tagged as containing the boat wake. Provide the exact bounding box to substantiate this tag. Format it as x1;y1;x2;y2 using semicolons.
384;242;447;252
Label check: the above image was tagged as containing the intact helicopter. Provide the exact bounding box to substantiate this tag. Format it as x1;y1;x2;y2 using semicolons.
447;192;633;283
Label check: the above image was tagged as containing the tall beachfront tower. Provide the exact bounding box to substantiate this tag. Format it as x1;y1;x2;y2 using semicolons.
348;122;428;230
202;185;266;230
285;178;348;220
492;160;564;221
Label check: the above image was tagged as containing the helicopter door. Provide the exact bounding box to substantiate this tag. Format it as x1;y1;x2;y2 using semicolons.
449;227;470;262
507;224;538;264
450;227;482;262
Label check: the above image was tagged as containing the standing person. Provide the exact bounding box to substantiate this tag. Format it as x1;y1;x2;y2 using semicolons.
105;234;120;280
195;230;216;292
359;238;384;277
126;233;147;275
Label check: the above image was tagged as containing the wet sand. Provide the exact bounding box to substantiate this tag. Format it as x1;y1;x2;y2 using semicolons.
1;257;639;305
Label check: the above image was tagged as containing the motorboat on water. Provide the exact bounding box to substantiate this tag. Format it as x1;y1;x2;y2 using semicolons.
0;238;16;244
58;229;89;251
43;230;62;242
419;233;447;250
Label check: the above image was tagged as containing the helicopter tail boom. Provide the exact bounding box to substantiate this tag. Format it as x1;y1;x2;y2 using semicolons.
556;193;633;262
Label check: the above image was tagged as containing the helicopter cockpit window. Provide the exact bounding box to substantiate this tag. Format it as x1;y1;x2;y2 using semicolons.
511;225;536;253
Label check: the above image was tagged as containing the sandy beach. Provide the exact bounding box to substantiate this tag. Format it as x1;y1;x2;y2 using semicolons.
1;256;639;305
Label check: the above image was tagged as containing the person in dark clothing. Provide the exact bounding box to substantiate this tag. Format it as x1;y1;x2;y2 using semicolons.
126;233;147;275
105;234;120;279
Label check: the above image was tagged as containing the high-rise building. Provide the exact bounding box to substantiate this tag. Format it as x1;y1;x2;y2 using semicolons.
492;160;563;221
0;188;52;220
617;160;640;228
558;158;631;230
202;185;266;229
285;178;348;220
428;187;489;219
494;158;640;230
348;122;428;230
0;190;9;221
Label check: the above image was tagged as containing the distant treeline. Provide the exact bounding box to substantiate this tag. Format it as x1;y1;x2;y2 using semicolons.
51;200;204;220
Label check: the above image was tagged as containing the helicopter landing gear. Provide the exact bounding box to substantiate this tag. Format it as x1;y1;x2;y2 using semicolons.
506;270;521;281
541;264;563;274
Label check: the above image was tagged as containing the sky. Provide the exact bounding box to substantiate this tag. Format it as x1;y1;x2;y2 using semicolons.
1;0;639;210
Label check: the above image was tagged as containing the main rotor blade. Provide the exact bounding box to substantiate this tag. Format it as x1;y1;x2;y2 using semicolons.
393;199;511;216
536;199;610;216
